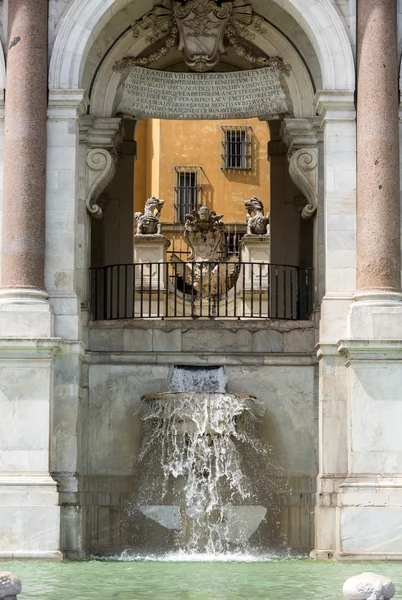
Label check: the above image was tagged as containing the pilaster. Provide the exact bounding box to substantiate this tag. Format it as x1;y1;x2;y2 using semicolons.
313;91;356;560
46;89;87;342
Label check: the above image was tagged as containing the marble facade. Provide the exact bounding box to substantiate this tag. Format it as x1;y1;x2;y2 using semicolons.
0;0;401;560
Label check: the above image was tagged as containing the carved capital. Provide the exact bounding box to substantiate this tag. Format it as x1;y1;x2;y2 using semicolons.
288;148;318;220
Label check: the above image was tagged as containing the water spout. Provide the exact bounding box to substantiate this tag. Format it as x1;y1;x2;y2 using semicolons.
132;367;271;555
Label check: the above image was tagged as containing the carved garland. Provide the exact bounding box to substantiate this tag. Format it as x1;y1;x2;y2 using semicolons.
288;148;318;220
113;0;290;74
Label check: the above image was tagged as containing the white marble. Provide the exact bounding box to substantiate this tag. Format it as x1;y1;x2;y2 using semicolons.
341;508;402;554
49;0;355;92
343;572;395;600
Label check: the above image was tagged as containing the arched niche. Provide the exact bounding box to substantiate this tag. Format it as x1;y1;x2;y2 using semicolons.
0;39;5;98
89;18;315;118
49;0;355;97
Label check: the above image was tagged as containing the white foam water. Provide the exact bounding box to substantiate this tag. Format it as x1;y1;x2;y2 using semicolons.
116;549;304;562
169;366;228;393
138;390;266;554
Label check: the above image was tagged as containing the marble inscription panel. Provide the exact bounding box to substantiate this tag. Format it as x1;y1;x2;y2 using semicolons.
115;67;290;120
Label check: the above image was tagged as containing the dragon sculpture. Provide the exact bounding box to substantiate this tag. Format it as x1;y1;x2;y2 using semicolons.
135;197;165;235
244;197;270;236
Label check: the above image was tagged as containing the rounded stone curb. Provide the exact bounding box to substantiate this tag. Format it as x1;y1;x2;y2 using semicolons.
343;572;395;600
0;571;22;600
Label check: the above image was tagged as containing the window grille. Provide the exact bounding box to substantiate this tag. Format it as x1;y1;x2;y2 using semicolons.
174;166;203;222
221;125;253;170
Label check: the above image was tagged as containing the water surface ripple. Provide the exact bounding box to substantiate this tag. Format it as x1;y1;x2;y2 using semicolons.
3;558;402;600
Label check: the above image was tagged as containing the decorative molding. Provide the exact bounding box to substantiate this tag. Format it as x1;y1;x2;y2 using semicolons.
48;89;87;120
86;149;117;219
281;118;319;220
288;148;318;220
81;117;124;219
113;0;290;73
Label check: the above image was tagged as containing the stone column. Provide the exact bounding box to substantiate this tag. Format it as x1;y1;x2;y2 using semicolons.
1;0;47;299
356;0;400;294
330;2;402;561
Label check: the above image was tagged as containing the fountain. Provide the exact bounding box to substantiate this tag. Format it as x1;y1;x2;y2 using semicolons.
131;366;271;556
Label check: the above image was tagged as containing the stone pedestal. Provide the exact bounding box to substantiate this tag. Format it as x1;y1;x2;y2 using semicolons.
134;235;170;288
134;235;170;317
0;340;61;559
240;235;270;289
239;235;270;318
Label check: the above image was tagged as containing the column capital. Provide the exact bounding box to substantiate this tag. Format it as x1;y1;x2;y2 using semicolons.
48;89;88;120
79;115;124;150
314;91;356;123
280;117;320;149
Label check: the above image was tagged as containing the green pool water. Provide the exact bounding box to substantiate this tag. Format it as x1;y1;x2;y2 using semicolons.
2;555;402;600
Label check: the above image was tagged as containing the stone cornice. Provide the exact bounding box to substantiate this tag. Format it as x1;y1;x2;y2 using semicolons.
338;339;402;363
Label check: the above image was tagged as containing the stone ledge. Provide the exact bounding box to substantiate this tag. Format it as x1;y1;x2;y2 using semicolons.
85;351;317;367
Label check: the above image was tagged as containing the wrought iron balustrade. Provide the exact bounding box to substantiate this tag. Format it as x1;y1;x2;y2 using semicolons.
90;261;313;321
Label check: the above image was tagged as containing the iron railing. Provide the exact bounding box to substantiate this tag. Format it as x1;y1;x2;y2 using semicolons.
90;262;313;321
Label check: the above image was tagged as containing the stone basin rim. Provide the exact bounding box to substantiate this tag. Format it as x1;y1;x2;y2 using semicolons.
141;393;258;401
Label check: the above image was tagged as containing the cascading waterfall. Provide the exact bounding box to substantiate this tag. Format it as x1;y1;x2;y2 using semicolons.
132;367;277;555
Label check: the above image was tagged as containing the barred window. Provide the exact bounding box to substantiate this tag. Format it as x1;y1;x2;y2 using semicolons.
221;125;253;170
174;166;203;222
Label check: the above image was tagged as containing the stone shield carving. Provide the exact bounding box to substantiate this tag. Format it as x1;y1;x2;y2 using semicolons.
113;0;291;74
173;0;233;72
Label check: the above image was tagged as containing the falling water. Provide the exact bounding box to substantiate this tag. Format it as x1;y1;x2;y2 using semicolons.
133;367;275;555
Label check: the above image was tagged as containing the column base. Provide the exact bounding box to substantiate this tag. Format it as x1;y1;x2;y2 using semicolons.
0;474;61;557
338;477;402;558
348;290;402;339
313;476;402;560
0;288;53;337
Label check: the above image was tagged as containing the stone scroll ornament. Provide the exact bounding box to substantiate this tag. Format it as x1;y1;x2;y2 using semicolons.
86;149;117;219
288;148;318;220
134;197;165;236
113;0;291;74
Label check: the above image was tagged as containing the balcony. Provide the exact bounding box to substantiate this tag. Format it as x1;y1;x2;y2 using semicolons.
90;261;313;321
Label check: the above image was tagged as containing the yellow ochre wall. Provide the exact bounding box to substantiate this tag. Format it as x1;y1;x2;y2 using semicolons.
134;117;270;223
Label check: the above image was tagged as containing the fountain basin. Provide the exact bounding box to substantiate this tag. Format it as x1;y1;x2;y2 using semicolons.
140;392;257;435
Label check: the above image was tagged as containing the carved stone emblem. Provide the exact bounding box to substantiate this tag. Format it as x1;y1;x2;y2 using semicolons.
135;197;165;235
173;0;233;72
113;0;291;74
244;197;270;236
171;205;238;297
184;205;225;261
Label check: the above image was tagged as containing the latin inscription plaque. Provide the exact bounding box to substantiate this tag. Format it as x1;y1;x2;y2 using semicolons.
115;66;291;120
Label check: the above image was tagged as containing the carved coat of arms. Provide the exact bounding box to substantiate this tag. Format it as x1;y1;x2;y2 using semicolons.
173;0;234;72
114;0;291;75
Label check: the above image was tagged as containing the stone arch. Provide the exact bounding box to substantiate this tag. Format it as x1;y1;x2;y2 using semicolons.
0;39;6;93
49;0;355;92
89;18;316;118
